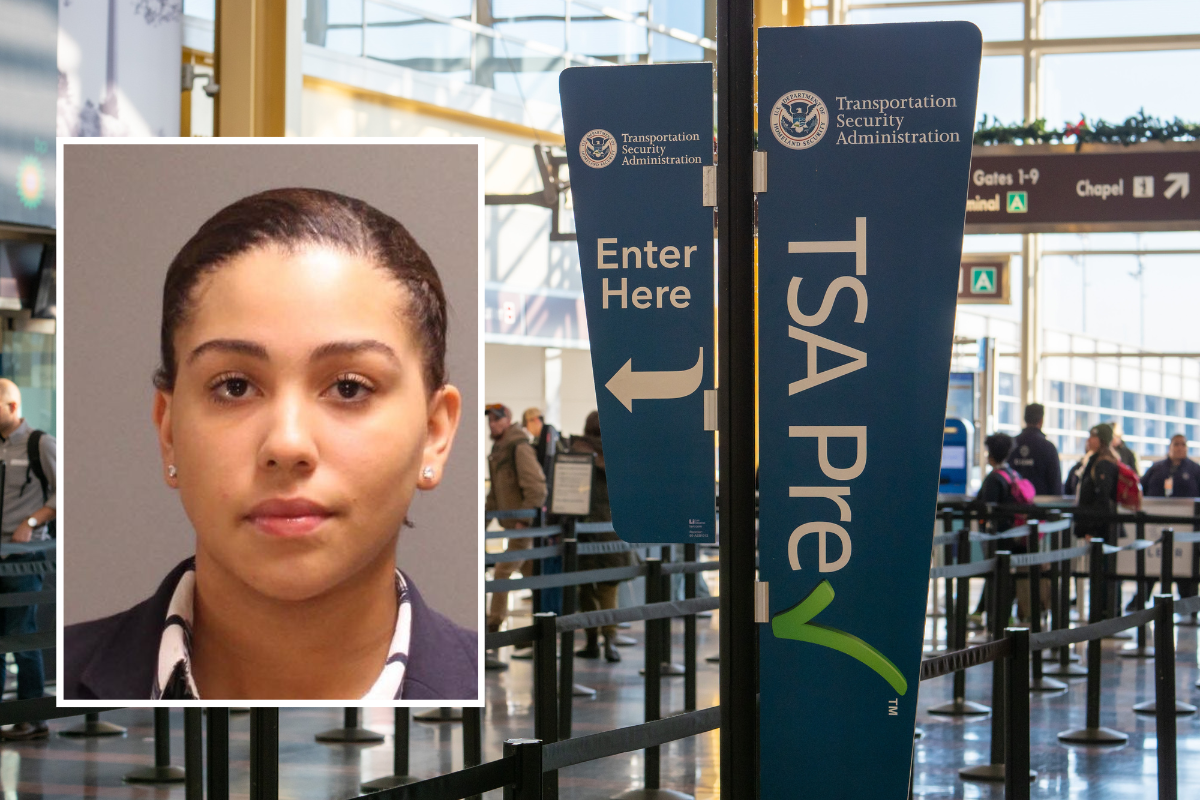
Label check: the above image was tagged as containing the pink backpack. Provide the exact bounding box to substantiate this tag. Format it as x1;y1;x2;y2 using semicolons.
995;466;1037;526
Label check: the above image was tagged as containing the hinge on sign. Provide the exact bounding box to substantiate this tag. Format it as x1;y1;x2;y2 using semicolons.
703;389;717;431
753;150;767;193
755;581;770;623
702;165;716;206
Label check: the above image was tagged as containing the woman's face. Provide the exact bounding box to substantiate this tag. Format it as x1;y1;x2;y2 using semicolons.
153;245;460;602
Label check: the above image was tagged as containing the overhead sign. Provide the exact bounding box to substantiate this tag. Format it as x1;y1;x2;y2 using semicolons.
560;63;716;544
958;254;1010;304
757;22;980;799
965;144;1199;233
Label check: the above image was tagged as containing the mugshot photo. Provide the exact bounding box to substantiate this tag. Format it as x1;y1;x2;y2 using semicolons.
60;141;481;703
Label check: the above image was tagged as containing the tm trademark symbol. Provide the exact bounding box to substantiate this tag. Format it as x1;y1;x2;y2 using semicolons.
888;698;898;716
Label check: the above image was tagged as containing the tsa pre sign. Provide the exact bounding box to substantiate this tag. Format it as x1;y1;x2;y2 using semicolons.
560;63;715;544
757;23;981;799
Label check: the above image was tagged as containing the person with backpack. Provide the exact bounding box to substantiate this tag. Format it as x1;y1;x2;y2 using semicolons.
0;379;55;740
973;433;1041;623
1075;424;1124;544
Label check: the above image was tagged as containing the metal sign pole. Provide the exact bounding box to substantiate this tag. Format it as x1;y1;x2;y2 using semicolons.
716;0;756;796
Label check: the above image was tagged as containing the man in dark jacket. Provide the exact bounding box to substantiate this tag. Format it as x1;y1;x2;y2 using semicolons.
1142;434;1200;498
1010;403;1063;496
485;404;547;635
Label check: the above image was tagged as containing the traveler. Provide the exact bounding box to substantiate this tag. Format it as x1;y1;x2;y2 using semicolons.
0;379;56;740
522;407;560;478
485;403;547;636
1108;420;1140;474
1075;424;1121;543
1010;403;1063;495
64;188;475;700
570;411;631;663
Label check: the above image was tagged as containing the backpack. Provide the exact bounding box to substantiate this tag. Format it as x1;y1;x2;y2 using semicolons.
26;430;55;537
1115;461;1142;510
994;466;1036;527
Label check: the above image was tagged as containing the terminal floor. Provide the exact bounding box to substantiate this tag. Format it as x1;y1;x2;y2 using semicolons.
2;614;1199;799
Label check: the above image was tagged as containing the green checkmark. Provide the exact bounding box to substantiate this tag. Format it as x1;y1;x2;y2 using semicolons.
771;580;908;695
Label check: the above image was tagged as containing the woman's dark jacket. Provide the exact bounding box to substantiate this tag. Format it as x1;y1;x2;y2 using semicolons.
1076;456;1120;541
62;559;478;700
569;434;632;573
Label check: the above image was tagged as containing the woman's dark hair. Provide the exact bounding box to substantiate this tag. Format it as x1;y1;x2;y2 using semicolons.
584;410;601;437
985;433;1013;464
154;188;448;392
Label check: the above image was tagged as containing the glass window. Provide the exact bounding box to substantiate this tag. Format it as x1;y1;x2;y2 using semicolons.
1145;419;1159;439
1123;417;1135;436
1043;51;1200;127
1099;388;1116;409
1187;424;1197;442
1075;410;1092;431
1188;401;1198;420
1165;398;1179;418
0;331;54;436
1166;421;1178;438
1075;385;1093;406
1124;392;1140;412
1043;0;1200;39
977;56;1023;127
999;400;1015;426
1145;395;1160;415
998;372;1015;397
1050;380;1066;402
847;3;1024;42
1056;408;1067;429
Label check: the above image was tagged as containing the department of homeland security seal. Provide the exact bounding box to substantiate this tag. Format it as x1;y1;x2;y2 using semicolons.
770;90;828;150
580;129;617;168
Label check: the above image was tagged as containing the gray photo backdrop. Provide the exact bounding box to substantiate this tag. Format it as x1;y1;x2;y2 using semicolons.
62;142;480;630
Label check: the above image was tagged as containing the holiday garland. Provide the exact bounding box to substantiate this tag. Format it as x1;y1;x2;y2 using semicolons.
974;109;1200;149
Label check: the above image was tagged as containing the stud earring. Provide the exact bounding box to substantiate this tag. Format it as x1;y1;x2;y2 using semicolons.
167;465;178;479
421;466;435;481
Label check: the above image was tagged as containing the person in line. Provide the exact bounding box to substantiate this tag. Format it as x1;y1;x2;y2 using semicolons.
570;411;631;663
1009;403;1062;496
64;188;474;700
1108;420;1140;474
485;403;547;644
522;407;560;479
972;433;1041;623
0;380;55;740
1075;424;1122;543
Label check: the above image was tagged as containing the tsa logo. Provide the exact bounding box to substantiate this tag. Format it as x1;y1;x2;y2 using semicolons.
770;90;828;150
580;129;617;168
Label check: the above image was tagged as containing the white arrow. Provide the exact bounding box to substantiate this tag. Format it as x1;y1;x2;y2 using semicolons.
606;348;704;412
1164;172;1190;199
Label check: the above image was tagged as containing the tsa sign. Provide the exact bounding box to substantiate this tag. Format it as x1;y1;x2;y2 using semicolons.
757;22;981;799
560;62;716;544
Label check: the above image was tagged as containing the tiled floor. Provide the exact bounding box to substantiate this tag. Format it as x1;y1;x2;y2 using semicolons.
2;610;1198;798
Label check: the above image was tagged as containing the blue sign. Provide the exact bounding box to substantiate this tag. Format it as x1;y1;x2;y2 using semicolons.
941;417;974;495
757;23;981;798
560;63;716;544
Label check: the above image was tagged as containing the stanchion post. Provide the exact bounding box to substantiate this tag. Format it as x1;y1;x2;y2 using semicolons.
533;612;559;800
124;707;186;783
207;708;229;800
504;739;544;800
1161;528;1175;601
58;711;127;738
315;707;384;743
684;543;697;712
1057;540;1128;744
959;551;1012;782
463;707;483;800
930;525;990;716
1004;627;1032;800
1155;594;1178;800
184;708;202;800
559;535;578;738
941;509;956;652
645;558;663;791
249;708;279;800
1135;514;1150;653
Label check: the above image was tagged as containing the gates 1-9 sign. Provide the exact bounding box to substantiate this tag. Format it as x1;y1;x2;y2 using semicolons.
957;254;1010;304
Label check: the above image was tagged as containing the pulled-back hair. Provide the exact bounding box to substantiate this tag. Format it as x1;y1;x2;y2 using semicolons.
154;188;447;392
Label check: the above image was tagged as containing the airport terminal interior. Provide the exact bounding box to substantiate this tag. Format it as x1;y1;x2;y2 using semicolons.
2;0;1200;797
